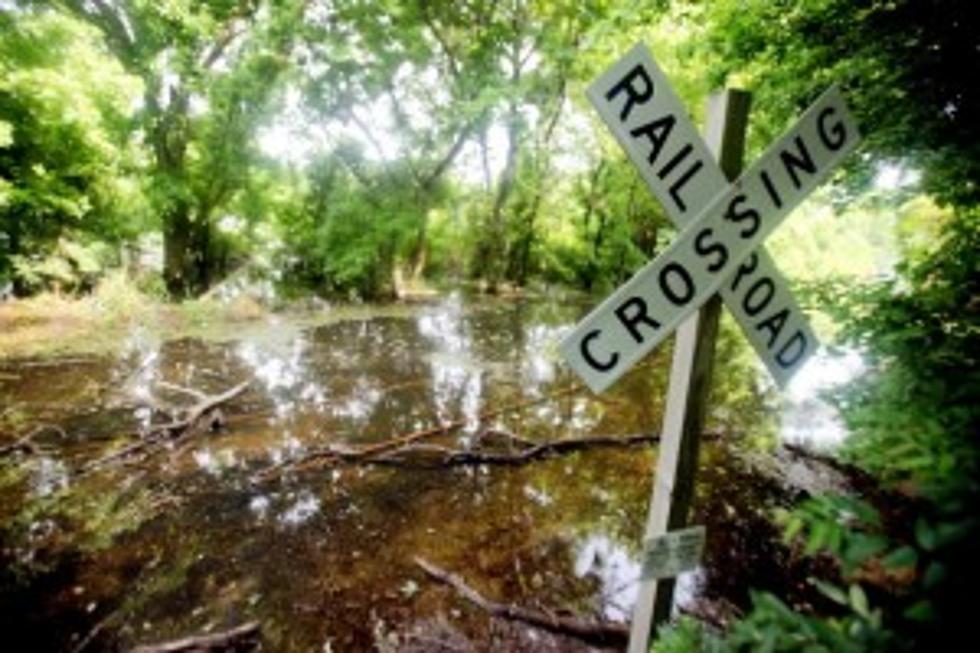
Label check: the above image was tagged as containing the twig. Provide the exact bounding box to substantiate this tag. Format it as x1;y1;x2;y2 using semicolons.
157;381;208;402
414;557;628;647
70;608;121;653
129;621;261;653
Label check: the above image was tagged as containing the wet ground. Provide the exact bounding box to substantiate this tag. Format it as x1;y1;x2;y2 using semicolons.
0;295;839;651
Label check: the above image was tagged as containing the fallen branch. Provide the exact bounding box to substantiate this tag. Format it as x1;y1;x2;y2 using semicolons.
129;621;260;653
371;433;659;468
256;430;658;481
82;381;249;473
415;557;628;648
353;383;582;458
260;384;582;478
0;424;66;457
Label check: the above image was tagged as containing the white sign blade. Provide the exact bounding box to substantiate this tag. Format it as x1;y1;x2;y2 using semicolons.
641;525;706;580
561;86;860;393
587;44;817;386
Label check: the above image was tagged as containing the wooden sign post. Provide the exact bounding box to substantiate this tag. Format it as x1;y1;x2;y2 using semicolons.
559;44;861;652
629;88;750;653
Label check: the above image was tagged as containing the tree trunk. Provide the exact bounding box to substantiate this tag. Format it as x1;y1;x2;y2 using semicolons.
162;204;215;298
162;203;194;298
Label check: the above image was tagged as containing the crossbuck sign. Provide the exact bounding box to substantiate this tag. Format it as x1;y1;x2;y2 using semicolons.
561;44;860;393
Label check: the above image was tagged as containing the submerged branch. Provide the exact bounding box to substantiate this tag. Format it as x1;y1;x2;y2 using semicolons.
0;424;66;457
255;429;659;482
414;557;628;648
257;383;583;479
81;380;250;473
129;621;261;653
371;432;659;468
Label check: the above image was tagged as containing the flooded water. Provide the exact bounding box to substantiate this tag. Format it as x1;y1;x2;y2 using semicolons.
0;295;835;651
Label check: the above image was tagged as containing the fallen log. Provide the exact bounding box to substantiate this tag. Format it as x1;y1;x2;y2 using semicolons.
415;557;628;648
129;621;260;653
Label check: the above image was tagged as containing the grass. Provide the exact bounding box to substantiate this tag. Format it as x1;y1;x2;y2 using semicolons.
0;272;270;360
0;272;441;361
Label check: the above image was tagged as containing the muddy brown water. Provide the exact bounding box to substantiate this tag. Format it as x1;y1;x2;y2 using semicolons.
0;295;822;651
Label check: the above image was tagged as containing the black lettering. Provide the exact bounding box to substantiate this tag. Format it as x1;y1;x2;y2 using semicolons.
743;277;775;317
614;296;661;344
730;252;759;292
657;143;693;180
757;307;789;348
776;330;808;368
724;193;761;238
659;263;695;306
668;159;704;213
817;106;846;151
630;115;676;167
581;329;619;372
780;135;816;189
694;228;729;273
760;169;783;208
606;64;654;122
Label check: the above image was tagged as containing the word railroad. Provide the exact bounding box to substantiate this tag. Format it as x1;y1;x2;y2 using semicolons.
561;44;860;394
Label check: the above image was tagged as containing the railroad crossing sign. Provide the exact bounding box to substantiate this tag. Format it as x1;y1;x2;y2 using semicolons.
559;43;861;652
560;44;860;394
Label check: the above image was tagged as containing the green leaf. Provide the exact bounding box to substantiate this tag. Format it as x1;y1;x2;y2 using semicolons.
915;518;937;551
848;584;870;618
882;545;918;569
811;578;848;606
0;120;12;148
922;561;946;589
783;515;804;544
903;600;936;622
805;522;830;556
843;535;888;572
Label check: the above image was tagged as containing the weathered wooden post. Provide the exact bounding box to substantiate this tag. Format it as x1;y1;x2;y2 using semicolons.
632;88;751;652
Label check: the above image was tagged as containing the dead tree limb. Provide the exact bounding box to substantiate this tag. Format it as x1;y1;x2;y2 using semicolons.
0;424;66;457
372;433;659;468
352;383;582;458
255;430;659;482
260;384;582;478
415;557;628;648
129;621;260;653
81;381;249;473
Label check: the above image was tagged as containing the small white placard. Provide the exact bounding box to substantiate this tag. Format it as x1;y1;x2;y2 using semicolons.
641;525;706;580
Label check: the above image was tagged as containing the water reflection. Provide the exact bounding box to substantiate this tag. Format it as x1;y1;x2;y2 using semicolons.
780;348;865;450
418;296;485;431
574;534;639;621
31;456;69;497
520;323;571;392
0;295;797;652
237;336;320;420
279;491;322;526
